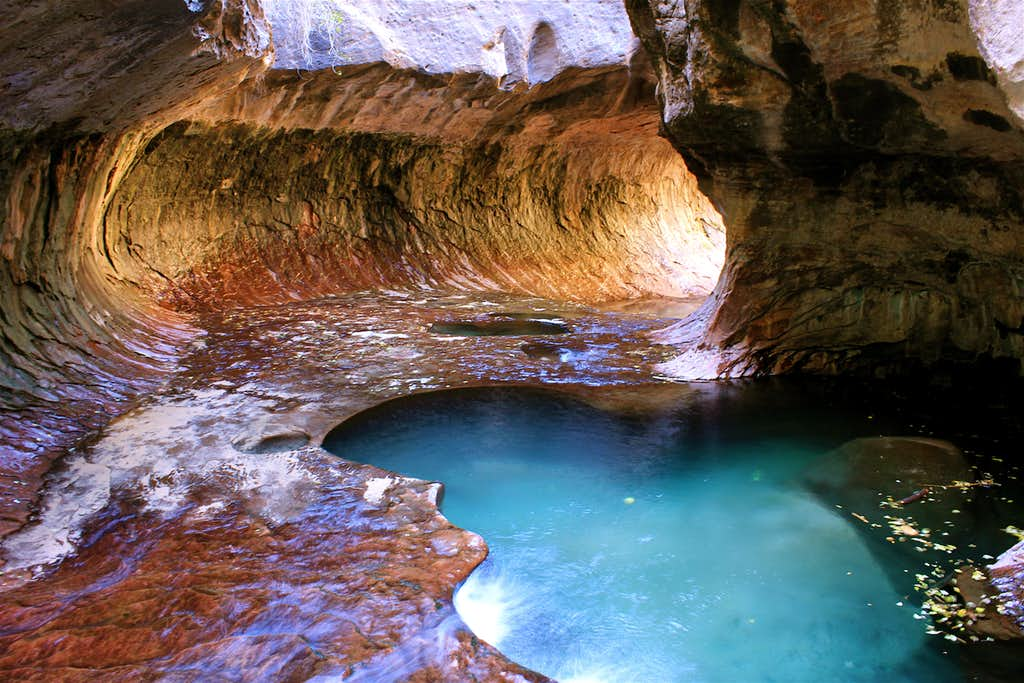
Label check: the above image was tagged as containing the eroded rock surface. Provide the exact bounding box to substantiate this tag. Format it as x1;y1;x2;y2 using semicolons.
0;290;682;680
5;0;1024;675
107;66;724;309
0;0;722;543
627;0;1024;379
262;0;637;85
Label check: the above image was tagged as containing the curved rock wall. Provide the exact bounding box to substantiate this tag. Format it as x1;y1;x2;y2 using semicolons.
103;67;722;309
4;0;1024;677
0;1;722;533
0;0;270;534
627;0;1024;378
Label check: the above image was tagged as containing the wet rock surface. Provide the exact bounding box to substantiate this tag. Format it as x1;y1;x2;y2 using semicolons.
518;340;588;362
988;541;1024;636
0;291;684;680
3;0;1024;676
0;0;722;551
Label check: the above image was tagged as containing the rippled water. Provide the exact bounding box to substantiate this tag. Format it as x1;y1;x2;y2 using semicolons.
324;385;1001;682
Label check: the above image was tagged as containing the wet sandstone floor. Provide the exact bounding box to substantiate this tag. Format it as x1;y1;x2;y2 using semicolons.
0;290;686;680
0;290;1022;681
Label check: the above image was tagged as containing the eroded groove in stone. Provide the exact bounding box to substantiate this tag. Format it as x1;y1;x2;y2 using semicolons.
103;73;724;310
0;3;723;548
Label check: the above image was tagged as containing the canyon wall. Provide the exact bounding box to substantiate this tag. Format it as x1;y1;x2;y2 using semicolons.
3;0;1024;677
0;0;272;533
105;66;723;309
627;0;1024;378
0;4;723;677
0;0;721;532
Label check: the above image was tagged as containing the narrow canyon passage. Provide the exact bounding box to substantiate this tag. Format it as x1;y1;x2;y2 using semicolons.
0;37;726;546
0;292;699;679
2;0;1024;680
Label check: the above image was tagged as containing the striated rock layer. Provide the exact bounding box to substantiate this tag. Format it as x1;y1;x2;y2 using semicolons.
5;0;1024;676
0;1;720;679
0;0;271;537
627;0;1024;378
1;1;721;534
108;65;724;309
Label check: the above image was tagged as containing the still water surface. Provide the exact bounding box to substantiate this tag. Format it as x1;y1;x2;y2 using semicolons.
325;385;990;682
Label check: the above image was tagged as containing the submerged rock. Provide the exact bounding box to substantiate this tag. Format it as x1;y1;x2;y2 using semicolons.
804;437;973;500
803;437;978;568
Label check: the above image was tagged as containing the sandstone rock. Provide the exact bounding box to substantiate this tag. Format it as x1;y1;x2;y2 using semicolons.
0;0;722;541
4;0;1024;677
803;437;978;573
231;427;310;453
955;559;1024;641
627;0;1024;379
0;290;680;680
988;540;1024;636
969;0;1024;124
520;340;586;361
261;0;637;87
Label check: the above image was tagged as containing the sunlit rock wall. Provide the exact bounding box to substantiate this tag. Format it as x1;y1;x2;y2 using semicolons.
0;0;721;531
105;67;722;309
627;0;1024;378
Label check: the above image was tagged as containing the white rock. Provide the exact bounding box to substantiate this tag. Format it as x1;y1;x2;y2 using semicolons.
0;388;320;573
969;0;1024;123
363;476;394;505
260;0;637;85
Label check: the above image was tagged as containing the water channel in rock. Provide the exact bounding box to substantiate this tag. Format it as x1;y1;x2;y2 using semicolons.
325;383;1024;682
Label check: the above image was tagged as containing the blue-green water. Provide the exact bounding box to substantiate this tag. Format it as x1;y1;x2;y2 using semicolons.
325;386;964;682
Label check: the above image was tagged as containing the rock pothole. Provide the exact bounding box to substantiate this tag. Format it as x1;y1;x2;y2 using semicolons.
232;429;311;454
428;319;571;337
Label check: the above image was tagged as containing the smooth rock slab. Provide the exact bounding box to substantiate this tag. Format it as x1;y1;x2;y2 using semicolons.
0;291;671;680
